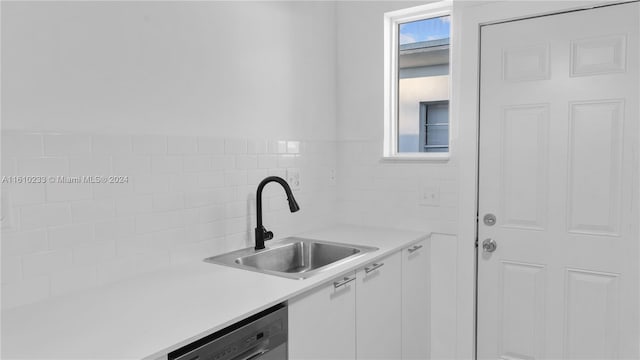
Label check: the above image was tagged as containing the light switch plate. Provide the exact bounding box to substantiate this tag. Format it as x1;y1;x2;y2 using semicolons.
420;186;440;206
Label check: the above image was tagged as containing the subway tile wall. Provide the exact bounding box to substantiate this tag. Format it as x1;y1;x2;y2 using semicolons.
1;131;337;309
336;140;459;235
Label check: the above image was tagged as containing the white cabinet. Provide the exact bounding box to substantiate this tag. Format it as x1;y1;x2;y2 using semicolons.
289;242;428;360
402;239;430;359
289;271;357;360
356;252;402;360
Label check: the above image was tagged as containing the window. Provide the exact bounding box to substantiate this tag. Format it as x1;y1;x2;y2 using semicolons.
420;100;449;152
384;2;452;160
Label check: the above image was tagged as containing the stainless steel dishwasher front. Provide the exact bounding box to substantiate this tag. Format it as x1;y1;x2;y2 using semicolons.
168;303;288;360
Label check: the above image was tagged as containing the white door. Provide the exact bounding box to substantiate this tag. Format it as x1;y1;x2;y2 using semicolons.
478;3;639;360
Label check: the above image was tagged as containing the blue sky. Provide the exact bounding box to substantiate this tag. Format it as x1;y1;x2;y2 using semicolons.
399;16;450;45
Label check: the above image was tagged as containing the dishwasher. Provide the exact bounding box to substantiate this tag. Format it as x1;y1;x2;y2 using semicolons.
168;303;287;360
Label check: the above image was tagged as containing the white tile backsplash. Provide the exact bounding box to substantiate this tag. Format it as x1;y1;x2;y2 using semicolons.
247;139;268;154
271;140;288;154
48;223;95;249
235;155;258;170
72;240;117;266
92;181;135;200
211;155;235;170
224;171;248;186
22;250;73;277
1;131;337;309
247;169;269;185
257;154;278;169
182;156;211;172
134;210;185;234
167;136;198;154
6;183;46;206
115;195;154;216
45;182;93;202
18;157;68;176
2;132;44;158
133;174;170;194
1;230;48;256
93;218;135;243
197;137;225;154
2;256;22;284
196;172;225;189
224;138;247;154
337;140;459;235
198;205;226;223
152;192;185;212
68;156;111;176
21;203;72;229
70;199;116;223
277;154;297;168
287;141;300;154
43;134;92;156
2;157;18;177
151;155;183;173
225;201;249;218
92;135;132;154
132;135;167;154
111;155;152;175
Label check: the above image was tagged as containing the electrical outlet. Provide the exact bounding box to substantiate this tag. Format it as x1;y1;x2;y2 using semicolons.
329;168;337;185
1;191;14;230
420;186;440;206
286;168;301;191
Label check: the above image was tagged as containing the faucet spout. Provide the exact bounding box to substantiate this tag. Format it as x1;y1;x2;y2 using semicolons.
255;176;300;250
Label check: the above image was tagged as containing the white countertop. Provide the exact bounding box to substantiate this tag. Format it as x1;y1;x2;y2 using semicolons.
1;224;429;360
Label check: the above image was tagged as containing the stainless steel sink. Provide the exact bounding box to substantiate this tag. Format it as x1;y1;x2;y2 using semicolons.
204;237;378;279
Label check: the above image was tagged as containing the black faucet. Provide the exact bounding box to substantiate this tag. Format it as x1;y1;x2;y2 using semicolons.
255;176;300;250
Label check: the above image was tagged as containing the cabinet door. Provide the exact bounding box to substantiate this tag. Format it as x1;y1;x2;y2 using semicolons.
402;239;430;359
356;252;402;360
289;271;357;360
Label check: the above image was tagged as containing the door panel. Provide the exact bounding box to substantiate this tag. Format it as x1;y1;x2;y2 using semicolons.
500;104;549;230
497;261;546;360
478;3;639;359
567;99;623;235
563;269;620;359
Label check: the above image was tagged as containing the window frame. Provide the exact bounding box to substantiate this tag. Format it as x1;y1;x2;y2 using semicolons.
383;1;453;161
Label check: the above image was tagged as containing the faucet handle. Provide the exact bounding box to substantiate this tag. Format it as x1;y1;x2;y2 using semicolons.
259;226;274;241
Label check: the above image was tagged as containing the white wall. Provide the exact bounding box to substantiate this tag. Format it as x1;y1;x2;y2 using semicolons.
1;1;338;308
1;1;336;140
335;2;459;359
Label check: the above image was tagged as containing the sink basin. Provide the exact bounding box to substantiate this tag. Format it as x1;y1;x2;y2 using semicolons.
204;237;378;279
